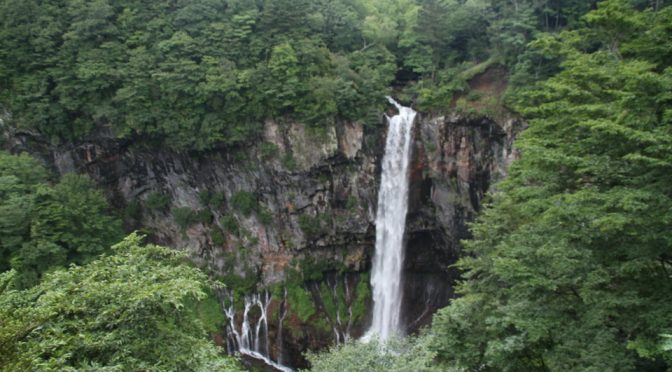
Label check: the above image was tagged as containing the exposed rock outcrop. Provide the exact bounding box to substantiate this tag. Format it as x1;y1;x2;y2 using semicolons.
6;109;523;368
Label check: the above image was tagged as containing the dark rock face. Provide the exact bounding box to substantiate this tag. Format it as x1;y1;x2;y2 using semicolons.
6;112;522;368
402;114;521;332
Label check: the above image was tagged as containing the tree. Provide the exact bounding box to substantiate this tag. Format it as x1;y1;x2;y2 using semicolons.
430;2;672;370
11;174;124;288
0;152;48;272
0;233;241;371
304;335;441;372
0;152;123;288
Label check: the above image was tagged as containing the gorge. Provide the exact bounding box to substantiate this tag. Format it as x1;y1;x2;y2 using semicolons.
2;2;671;370
6;87;522;369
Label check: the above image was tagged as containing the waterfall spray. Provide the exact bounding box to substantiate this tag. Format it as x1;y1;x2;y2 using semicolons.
363;97;416;341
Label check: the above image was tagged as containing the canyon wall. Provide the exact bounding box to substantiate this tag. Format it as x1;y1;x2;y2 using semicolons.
7;109;522;368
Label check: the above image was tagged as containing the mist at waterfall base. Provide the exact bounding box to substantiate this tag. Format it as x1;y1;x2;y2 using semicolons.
362;97;416;342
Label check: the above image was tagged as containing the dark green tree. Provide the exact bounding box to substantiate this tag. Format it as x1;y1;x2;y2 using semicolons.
0;152;123;288
430;2;672;370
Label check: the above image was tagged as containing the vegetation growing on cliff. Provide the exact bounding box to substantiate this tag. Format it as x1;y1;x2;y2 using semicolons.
1;0;672;371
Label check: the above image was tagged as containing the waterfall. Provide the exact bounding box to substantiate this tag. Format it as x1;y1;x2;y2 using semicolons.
220;289;293;372
364;97;416;341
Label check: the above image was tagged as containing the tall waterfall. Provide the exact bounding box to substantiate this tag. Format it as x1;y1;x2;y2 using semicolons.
364;97;416;341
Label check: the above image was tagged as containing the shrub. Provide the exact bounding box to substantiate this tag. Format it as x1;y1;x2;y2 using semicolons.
124;199;142;221
300;256;330;281
258;207;273;225
146;192;171;211
172;207;198;229
198;191;211;207
211;229;226;246
298;213;325;239
466;90;482;101
200;210;214;224
210;192;226;209
230;191;257;216
352;273;371;322
286;285;316;322
221;214;239;236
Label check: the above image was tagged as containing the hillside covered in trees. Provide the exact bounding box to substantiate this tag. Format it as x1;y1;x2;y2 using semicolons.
1;0;671;371
1;0;599;149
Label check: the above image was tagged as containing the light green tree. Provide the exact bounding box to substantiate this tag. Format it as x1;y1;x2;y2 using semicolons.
304;335;443;372
0;233;241;371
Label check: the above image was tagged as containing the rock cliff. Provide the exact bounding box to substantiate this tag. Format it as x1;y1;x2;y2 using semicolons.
6;107;522;368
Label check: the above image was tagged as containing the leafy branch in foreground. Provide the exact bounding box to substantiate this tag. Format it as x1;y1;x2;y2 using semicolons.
0;233;242;371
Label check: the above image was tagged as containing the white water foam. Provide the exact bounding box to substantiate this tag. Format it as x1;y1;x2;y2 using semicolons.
363;97;416;341
222;290;293;372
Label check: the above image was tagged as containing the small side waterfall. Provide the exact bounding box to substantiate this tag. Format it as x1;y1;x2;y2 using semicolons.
220;289;293;372
364;97;416;341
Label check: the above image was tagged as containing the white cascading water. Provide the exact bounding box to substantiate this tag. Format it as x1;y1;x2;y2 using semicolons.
221;290;293;372
363;97;416;341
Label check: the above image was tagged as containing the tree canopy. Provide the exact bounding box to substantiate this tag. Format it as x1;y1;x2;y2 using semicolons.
429;1;672;370
304;335;439;372
0;233;241;371
0;152;123;289
0;0;604;150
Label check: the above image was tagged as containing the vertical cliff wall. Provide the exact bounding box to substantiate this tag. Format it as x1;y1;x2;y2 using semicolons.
7;109;522;368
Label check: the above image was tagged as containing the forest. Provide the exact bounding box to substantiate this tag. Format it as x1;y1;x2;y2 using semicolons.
1;0;671;371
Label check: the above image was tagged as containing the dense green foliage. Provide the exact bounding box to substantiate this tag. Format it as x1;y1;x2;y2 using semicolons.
0;152;123;288
429;1;672;370
304;335;439;372
3;0;672;371
0;234;240;371
0;0;605;150
0;0;395;149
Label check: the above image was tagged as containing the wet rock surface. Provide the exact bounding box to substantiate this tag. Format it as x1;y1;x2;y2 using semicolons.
7;112;522;368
